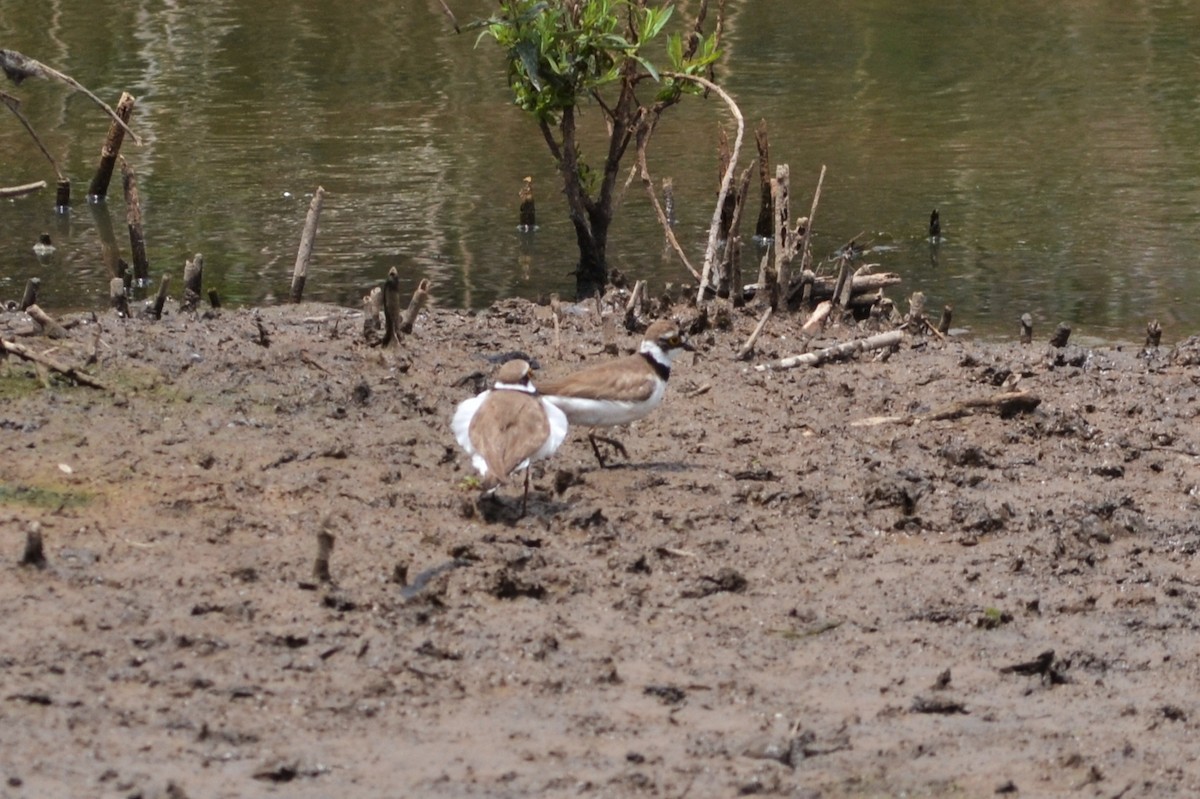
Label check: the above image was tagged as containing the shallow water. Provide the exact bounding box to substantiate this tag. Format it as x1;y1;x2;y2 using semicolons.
2;0;1199;341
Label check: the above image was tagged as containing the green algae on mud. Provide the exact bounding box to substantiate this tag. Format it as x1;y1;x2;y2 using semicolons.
0;482;92;510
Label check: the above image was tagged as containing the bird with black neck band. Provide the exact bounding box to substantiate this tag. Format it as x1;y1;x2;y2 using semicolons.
536;318;694;467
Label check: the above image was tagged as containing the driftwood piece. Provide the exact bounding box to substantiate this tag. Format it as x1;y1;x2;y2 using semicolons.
182;254;203;312
87;92;136;200
290;186;325;303
1;336;110;390
120;157;149;284
756;329;904;372
0;180;46;198
735;307;772;361
25;304;68;338
851;391;1042;427
19;277;40;311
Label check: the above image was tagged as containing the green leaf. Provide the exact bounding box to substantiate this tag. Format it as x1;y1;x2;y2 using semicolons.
514;39;544;90
634;55;660;82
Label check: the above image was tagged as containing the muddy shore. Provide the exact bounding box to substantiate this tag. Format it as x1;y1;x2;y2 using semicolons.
2;295;1200;798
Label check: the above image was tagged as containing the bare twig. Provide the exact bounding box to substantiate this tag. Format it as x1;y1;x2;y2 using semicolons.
400;278;430;334
734;307;772;361
659;73;744;304
797;165;826;275
1;49;141;144
0;180;47;198
290;187;325;303
1;90;64;180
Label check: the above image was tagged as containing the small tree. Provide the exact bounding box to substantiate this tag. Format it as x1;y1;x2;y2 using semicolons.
468;0;721;299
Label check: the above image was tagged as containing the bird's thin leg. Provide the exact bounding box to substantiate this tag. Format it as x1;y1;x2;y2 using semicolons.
521;468;531;517
587;431;628;467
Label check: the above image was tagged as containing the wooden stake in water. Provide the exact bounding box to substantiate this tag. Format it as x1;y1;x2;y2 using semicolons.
290;186;325;303
87;92;135;200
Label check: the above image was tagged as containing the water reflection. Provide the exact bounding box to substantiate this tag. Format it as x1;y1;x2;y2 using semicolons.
1;0;1198;340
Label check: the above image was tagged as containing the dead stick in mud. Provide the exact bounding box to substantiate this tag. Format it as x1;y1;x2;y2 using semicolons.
290;186;325;303
735;307;772;361
120;158;149;284
87;92;136;200
151;274;170;320
770;164;791;305
182;254;203;312
0;337;110;390
399;278;430;334
24;304;68;339
753;119;773;241
109;278;130;317
624;279;646;331
756;329;904;372
19;277;40;311
637;144;702;283
313;530;335;583
800;300;831;335
798;165;825;275
718;163;755;302
20;525;47;569
679;73;744;304
381;268;403;346
0;180;47;198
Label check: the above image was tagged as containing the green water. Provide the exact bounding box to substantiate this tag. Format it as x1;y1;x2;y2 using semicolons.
2;0;1199;341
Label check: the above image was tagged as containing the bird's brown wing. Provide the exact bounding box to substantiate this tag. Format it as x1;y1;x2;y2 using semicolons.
468;390;550;488
537;356;657;403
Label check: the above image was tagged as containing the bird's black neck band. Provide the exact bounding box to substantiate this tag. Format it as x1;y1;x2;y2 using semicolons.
641;351;671;381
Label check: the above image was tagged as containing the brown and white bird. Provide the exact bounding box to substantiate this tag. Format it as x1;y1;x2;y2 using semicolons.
451;359;568;512
537;318;693;466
